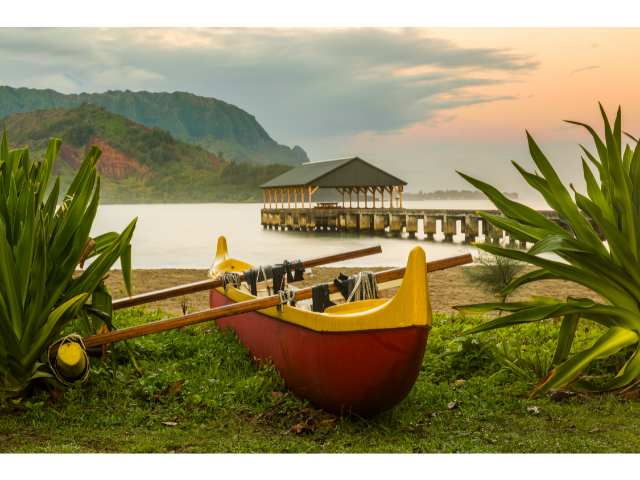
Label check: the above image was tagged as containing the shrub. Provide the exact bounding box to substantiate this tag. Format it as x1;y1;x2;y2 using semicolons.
464;248;525;302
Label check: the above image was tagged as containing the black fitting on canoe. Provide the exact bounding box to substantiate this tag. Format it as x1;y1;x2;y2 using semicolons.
272;264;286;293
333;273;356;301
243;268;259;295
243;266;274;296
283;259;305;283
312;284;335;312
243;260;304;297
333;272;378;302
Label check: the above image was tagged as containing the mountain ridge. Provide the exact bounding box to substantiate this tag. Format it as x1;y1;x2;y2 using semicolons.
0;85;308;166
0;104;292;203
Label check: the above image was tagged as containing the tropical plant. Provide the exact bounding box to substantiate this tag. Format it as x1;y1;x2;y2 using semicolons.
455;104;640;395
0;132;136;397
463;248;525;303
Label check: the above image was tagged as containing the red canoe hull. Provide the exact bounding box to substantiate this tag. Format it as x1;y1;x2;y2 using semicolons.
210;289;428;416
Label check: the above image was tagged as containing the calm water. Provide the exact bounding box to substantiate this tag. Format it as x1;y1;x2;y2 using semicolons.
91;200;544;269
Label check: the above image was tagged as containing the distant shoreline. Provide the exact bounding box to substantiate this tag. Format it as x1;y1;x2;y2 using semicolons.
404;190;518;201
98;190;515;205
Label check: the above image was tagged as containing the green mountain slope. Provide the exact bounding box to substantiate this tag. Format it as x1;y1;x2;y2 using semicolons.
0;85;308;166
1;104;291;203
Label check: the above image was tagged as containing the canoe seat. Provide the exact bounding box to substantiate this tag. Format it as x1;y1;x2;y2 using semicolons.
323;298;389;314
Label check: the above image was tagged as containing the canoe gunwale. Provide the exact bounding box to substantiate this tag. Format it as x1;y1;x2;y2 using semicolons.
215;283;432;335
210;245;431;333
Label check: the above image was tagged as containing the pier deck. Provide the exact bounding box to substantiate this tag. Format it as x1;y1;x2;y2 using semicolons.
261;207;558;246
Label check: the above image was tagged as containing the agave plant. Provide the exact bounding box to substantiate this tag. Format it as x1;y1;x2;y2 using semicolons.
0;133;136;397
456;105;640;395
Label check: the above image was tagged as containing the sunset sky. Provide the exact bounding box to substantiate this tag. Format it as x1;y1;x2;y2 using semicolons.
2;28;639;199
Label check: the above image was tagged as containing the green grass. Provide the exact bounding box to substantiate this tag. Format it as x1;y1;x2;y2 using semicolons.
1;309;640;453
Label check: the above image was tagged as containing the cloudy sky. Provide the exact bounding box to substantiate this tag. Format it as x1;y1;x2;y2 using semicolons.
2;28;640;199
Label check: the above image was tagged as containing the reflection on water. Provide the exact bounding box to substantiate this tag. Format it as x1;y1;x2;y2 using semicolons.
91;200;546;269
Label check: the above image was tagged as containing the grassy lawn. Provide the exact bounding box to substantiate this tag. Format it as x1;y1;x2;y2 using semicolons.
2;309;640;453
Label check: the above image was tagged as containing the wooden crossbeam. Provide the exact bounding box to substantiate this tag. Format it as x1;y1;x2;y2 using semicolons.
85;253;472;348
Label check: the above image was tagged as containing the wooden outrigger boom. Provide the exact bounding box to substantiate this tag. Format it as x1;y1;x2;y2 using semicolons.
112;244;383;310
84;253;471;348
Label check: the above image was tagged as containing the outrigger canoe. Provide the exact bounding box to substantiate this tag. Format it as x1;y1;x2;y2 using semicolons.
209;236;431;416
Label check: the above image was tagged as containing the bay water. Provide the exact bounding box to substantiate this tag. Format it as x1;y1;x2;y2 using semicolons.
91;200;544;269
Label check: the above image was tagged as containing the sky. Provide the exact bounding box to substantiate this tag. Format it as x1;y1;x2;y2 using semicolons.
1;27;639;199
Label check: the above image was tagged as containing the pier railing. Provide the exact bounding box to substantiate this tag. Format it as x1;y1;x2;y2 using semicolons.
260;207;560;246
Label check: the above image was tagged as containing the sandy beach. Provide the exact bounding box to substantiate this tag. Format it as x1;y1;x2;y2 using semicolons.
104;266;599;315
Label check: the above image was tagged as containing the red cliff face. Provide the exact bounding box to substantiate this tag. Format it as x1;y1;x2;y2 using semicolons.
209;152;222;168
89;137;150;179
59;143;82;168
55;132;221;181
59;137;151;180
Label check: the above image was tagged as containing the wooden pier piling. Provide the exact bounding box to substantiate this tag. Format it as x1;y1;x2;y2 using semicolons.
261;207;556;247
464;215;480;244
406;215;418;238
423;215;437;240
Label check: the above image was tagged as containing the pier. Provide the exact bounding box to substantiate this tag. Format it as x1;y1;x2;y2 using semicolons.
260;206;556;246
259;156;558;246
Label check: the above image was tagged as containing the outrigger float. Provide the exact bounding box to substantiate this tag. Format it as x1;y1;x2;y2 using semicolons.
57;239;471;416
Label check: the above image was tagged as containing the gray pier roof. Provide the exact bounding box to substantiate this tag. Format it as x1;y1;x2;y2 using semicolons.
260;157;407;189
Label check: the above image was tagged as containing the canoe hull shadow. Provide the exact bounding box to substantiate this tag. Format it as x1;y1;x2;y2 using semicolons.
210;289;428;416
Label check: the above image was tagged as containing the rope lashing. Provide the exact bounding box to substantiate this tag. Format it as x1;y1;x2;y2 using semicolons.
277;287;296;311
346;271;379;303
222;272;242;290
259;266;273;295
